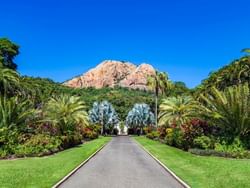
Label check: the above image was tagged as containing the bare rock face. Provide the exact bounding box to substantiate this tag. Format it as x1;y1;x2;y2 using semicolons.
64;60;156;90
119;64;156;90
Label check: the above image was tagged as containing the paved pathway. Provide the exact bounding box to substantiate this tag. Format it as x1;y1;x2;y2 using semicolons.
59;136;184;188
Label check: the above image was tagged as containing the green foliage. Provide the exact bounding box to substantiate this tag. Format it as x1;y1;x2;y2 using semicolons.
43;94;89;135
166;128;184;148
0;97;36;147
194;136;213;150
159;96;201;126
14;134;62;157
146;131;159;140
147;71;173;126
147;71;173;96
200;84;250;140
195;55;250;95
214;138;249;158
171;81;191;96
0;66;19;95
0;38;19;70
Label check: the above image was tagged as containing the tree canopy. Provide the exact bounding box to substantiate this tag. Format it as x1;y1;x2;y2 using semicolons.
0;38;19;70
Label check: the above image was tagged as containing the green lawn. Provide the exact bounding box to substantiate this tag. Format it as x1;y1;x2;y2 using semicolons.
134;137;250;188
0;137;111;188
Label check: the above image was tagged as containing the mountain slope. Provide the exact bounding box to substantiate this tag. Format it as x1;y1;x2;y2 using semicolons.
64;60;156;90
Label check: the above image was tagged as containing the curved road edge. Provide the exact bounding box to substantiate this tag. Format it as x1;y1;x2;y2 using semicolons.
52;139;112;188
133;137;191;188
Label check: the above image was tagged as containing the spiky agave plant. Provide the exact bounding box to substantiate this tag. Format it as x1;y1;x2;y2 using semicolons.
89;101;119;135
200;84;250;138
159;96;201;127
126;103;155;134
44;94;89;135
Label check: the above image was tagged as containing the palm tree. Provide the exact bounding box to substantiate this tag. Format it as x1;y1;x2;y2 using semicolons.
242;48;250;54
147;71;172;127
126;103;155;135
200;84;250;138
0;66;19;95
89;101;119;135
44;95;89;135
159;96;201;127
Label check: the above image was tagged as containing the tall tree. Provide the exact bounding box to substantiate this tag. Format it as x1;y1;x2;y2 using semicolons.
126;103;155;134
89;101;119;135
147;71;172;127
0;38;19;70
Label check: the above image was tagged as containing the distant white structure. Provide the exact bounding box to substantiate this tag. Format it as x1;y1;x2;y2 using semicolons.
115;124;128;135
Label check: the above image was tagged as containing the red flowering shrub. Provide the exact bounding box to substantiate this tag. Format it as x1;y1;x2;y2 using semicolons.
181;119;211;150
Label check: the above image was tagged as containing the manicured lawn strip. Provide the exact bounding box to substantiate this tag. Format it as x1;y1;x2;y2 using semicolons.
0;137;111;188
134;137;250;188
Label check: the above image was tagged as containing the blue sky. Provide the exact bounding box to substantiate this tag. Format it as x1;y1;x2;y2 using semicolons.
1;0;250;88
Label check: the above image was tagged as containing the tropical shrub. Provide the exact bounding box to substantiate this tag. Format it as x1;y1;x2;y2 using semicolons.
14;134;62;157
0;97;36;147
181;119;211;149
200;84;250;143
146;131;159;140
143;126;155;134
43;94;89;135
81;124;100;140
60;133;82;149
214;138;248;158
157;125;168;139
89;101;119;135
164;128;184;148
0;66;19;95
159;96;201;127
194;136;213;150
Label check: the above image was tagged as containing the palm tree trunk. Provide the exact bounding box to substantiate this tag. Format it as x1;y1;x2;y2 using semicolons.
155;95;158;127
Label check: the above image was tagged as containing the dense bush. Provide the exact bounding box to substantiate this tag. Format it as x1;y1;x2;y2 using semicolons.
146;131;159;140
14;134;62;157
81;124;100;140
194;136;213;150
214;138;248;158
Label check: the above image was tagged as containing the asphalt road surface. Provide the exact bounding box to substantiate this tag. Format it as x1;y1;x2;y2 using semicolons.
59;136;184;188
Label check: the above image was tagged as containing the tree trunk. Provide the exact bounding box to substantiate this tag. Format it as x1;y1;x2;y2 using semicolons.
155;95;158;127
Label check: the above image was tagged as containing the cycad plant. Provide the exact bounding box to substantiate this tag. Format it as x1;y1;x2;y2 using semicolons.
0;65;19;95
126;103;155;134
159;96;201;127
200;84;250;139
44;95;88;135
0;97;35;145
89;101;119;135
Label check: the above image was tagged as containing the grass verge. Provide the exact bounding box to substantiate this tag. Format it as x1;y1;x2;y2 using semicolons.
0;137;111;188
134;136;250;188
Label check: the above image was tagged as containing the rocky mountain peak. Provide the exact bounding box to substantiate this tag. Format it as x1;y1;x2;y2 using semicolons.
64;60;156;90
